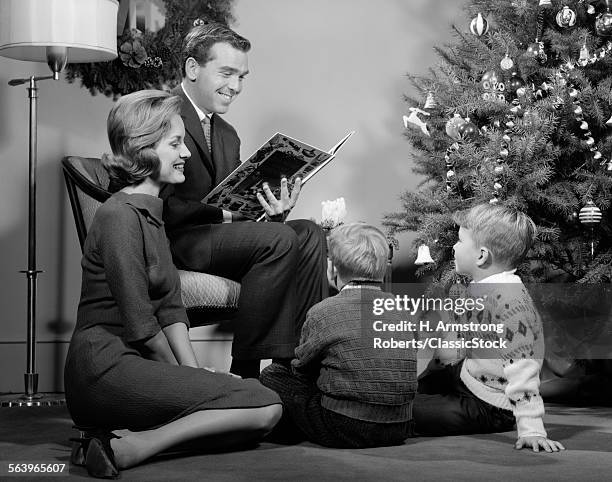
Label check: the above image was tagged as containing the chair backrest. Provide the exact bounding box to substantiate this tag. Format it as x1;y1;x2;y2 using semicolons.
61;156;112;251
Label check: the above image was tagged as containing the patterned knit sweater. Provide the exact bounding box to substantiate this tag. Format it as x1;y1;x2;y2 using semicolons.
457;271;547;439
292;286;417;423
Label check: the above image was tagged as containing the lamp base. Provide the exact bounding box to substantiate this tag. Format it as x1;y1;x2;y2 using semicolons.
0;392;65;408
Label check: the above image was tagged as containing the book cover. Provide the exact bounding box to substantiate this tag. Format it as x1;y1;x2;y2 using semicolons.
203;131;354;221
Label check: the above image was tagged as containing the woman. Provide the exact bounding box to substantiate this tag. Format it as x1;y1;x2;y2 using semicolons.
64;90;282;479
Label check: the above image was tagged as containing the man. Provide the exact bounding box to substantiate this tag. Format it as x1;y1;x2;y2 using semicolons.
162;21;328;378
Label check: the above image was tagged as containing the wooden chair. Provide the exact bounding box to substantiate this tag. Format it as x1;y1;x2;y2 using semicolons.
61;156;240;327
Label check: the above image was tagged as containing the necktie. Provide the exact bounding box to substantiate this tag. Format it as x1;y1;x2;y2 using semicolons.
201;115;212;154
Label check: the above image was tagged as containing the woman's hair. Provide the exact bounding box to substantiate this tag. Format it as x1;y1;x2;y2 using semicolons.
181;20;251;77
452;203;537;268
102;90;182;188
328;223;389;282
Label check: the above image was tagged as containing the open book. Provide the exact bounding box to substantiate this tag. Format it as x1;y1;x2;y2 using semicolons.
203;131;354;221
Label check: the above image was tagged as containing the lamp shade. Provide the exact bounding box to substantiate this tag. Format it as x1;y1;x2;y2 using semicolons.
0;0;118;63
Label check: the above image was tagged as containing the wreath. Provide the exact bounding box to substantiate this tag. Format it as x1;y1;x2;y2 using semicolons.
65;0;237;98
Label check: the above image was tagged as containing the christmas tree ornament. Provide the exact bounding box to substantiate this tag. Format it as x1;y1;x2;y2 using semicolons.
579;201;602;225
415;245;435;265
424;92;437;109
403;108;431;136
481;70;505;101
458;118;479;141
606;114;612;126
537;0;553;41
445;114;466;140
481;70;499;89
580;43;590;62
579;200;602;258
556;6;577;27
596;0;612;36
507;72;526;95
581;0;596;15
606;159;612;171
444;142;460;191
526;41;547;63
470;13;489;36
500;53;514;70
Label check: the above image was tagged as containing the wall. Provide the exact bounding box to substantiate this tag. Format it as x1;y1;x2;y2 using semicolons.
0;0;464;393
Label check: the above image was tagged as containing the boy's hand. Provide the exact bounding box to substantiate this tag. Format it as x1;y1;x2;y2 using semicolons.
515;436;565;452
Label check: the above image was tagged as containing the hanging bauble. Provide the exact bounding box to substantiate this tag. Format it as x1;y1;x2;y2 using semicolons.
579;201;602;225
606;114;612;126
585;0;596;15
470;13;489;36
415;245;435;265
481;70;499;89
580;43;590;62
445;114;466;140
458;118;479;141
500;53;514;70
481;70;505;101
579;200;602;259
424;92;437;109
507;72;525;95
596;2;612;36
526;41;547;63
556;6;577;27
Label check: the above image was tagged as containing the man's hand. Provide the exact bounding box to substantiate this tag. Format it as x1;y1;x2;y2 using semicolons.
256;177;301;221
515;436;565;453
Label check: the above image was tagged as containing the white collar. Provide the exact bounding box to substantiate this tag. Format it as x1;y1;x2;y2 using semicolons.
472;269;521;284
181;82;211;123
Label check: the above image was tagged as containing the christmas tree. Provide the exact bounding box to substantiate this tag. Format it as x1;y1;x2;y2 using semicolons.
385;0;612;287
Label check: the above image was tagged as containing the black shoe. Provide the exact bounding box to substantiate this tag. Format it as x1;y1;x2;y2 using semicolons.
70;430;121;479
69;425;97;467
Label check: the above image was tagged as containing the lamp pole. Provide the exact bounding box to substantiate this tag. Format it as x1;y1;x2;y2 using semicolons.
4;74;63;406
0;0;118;408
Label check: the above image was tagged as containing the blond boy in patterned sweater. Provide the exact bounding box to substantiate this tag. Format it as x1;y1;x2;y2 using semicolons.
413;204;565;453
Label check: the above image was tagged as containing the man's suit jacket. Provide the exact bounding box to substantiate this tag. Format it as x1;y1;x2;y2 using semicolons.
162;86;242;230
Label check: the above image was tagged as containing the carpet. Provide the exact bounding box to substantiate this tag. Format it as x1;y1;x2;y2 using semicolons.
0;404;611;481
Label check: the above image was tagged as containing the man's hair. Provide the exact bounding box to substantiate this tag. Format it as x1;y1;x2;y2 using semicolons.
102;90;182;188
328;223;389;282
181;21;251;77
453;203;537;268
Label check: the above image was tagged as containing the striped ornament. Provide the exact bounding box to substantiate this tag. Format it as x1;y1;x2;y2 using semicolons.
579;201;602;226
470;13;489;36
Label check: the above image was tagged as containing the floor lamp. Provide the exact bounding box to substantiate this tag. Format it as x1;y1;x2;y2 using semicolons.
0;0;118;407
